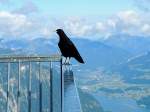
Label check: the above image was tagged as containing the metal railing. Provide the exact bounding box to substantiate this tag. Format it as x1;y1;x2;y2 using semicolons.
0;55;63;112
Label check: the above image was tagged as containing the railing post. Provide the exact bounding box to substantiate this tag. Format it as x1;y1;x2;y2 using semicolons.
60;57;64;112
0;56;62;112
50;62;53;112
17;60;21;112
7;62;10;112
39;62;42;112
28;62;31;112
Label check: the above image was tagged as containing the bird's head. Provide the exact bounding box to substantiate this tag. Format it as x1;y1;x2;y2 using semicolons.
56;29;64;34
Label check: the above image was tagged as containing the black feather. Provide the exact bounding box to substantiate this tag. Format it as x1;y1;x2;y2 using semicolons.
56;29;84;63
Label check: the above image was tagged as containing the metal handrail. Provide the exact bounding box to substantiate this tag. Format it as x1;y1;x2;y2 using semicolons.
0;55;61;62
0;55;63;112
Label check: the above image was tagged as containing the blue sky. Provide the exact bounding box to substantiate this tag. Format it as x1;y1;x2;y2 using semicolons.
33;0;135;17
0;0;136;17
0;0;150;39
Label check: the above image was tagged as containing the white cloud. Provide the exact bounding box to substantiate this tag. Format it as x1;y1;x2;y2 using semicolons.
95;10;150;37
117;10;140;26
95;18;117;38
0;11;54;39
0;11;32;38
56;11;150;39
63;17;93;37
112;10;142;35
14;1;38;15
141;24;150;35
0;10;150;40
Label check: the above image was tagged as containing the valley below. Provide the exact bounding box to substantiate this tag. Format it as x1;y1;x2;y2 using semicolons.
0;36;150;112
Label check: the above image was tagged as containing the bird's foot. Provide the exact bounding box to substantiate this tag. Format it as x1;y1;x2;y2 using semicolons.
63;63;72;71
62;62;71;65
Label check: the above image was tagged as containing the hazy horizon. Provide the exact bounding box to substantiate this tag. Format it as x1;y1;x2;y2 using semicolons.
0;0;150;40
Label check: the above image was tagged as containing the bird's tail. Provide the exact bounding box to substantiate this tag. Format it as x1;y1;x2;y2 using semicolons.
75;56;84;63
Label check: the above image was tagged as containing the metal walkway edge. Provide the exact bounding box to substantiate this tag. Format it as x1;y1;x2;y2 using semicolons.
0;55;63;112
0;55;82;112
64;70;82;112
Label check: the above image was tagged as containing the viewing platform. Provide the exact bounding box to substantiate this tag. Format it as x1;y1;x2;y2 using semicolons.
0;55;82;112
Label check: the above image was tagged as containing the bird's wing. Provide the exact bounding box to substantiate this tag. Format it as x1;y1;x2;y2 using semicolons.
66;37;74;45
69;43;84;63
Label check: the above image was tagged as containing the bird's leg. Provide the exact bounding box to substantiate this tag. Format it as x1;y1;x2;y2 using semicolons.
66;57;68;65
62;57;65;65
68;58;72;71
66;57;71;65
64;58;67;64
68;57;71;65
64;57;67;64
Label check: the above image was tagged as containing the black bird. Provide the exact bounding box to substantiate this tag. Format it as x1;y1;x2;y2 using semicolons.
56;29;84;64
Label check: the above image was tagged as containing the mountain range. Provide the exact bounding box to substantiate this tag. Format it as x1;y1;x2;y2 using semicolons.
0;34;150;112
0;36;133;69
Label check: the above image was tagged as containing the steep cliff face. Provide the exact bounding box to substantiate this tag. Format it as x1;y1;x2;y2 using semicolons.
64;70;81;112
78;88;104;112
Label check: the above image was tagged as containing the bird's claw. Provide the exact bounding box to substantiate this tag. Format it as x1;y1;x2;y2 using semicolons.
62;62;71;65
